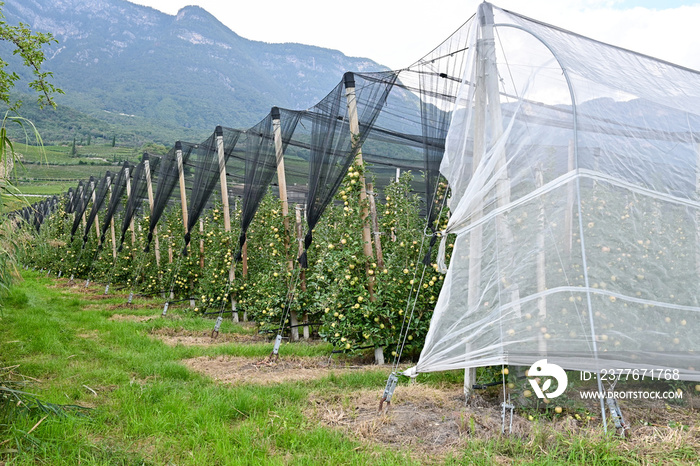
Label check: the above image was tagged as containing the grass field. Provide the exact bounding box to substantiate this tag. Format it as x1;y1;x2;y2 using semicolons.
0;272;698;465
4;143;141;201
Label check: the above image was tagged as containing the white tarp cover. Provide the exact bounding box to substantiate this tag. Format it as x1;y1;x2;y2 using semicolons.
415;2;700;381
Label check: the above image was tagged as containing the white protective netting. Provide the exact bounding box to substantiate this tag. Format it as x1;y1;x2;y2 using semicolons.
414;3;700;381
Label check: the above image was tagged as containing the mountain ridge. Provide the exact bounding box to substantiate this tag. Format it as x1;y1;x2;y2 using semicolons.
0;0;387;143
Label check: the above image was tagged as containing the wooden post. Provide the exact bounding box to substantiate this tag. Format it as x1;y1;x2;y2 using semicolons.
472;2;520;396
144;154;161;267
367;183;384;269
125;166;136;254
92;176;105;245
295;205;309;339
272;108;299;340
465;41;486;397
272;107;293;272
344;71;380;363
215;127;239;321
176;142;189;232
108;177;117;259
216;127;231;232
80;181;87;230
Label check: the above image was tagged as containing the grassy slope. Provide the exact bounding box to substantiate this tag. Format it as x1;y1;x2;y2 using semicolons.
0;272;695;465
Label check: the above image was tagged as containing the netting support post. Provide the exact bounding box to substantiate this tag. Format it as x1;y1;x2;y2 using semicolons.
272;108;293;272
216;127;231;232
344;72;376;305
295;205;309;339
125;166;136;255
108;177;117;259
216;127;238;320
273;107;298;340
176;142;189;233
82;181;89;230
91;179;101;245
144;155;161;268
465;12;488;400
367;183;385;269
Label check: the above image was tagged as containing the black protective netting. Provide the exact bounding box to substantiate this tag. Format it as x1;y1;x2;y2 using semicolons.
298;71;397;267
70;177;95;241
32;200;45;232
99;162;132;247
82;172;112;245
182;126;241;255
64;187;75;214
118;154;160;252
235;108;301;260
68;181;84;215
145;142;195;252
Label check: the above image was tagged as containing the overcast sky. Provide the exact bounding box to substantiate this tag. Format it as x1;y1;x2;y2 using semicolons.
128;0;700;71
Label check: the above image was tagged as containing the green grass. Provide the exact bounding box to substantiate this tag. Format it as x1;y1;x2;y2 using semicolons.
2;143;139;199
0;272;694;465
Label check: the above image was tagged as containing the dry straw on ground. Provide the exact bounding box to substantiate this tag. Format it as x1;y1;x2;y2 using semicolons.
183;355;383;386
150;327;266;347
307;384;700;463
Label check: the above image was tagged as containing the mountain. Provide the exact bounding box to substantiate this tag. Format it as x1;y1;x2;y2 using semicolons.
0;0;386;143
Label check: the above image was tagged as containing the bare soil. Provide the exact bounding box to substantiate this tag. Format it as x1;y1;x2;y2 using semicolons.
183;355;384;386
150;327;267;347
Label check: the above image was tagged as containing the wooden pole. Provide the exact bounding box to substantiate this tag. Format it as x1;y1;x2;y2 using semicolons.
92;176;103;245
465;40;486;397
176;142;188;232
473;2;520;395
272;108;299;340
125;166;136;254
367;182;385;269
215;127;239;321
345;71;381;363
272;107;294;272
344;72;375;282
81;181;87;230
295;205;309;339
144;154;161;268
108;178;117;259
216;128;231;232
